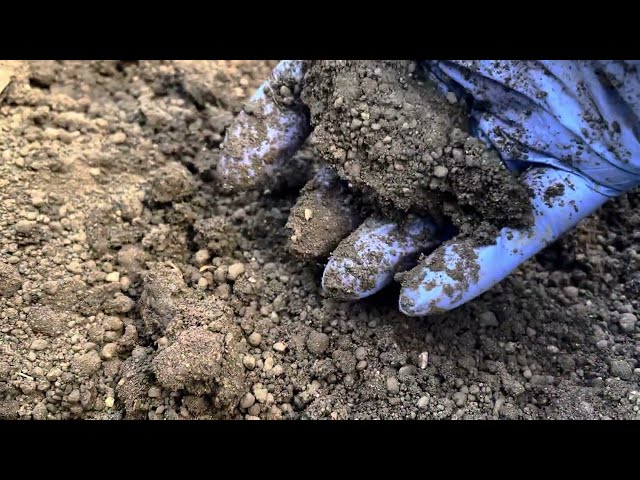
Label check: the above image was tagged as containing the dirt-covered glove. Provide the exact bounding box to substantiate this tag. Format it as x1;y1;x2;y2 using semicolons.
218;60;640;316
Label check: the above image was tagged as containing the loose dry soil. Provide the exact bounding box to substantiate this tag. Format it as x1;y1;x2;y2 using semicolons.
0;60;639;420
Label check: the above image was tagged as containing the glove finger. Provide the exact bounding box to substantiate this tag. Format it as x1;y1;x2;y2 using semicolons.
218;60;311;191
398;166;611;316
322;215;443;300
286;167;365;260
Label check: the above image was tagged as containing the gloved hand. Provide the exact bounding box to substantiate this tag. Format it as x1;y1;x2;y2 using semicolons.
218;60;640;316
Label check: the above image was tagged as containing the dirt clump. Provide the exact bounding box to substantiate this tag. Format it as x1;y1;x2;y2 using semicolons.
300;60;533;242
26;306;67;337
285;168;369;260
152;326;246;412
148;162;196;204
0;262;22;298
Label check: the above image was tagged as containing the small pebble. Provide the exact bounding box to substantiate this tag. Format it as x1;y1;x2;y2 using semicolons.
417;395;430;409
148;387;161;398
42;281;58;295
68;389;80;403
611;359;633;380
273;342;286;352
20;380;36;395
240;392;256;409
30;191;46;207
32;403;48;420
110;132;126;144
433;165;449;178
279;85;292;98
194;249;210;266
254;387;268;403
101;343;117;359
563;286;579;299
248;403;261;416
619;313;637;332
15;220;35;234
227;263;245;281
354;347;367;361
306;331;330;355
243;355;256;370
386;377;400;395
263;357;274;372
248;332;262;347
122;277;133;291
108;295;135;313
419;352;429;369
103;317;124;331
105;272;120;282
46;367;62;381
596;339;608;349
66;261;82;274
453;392;468;407
31;339;48;351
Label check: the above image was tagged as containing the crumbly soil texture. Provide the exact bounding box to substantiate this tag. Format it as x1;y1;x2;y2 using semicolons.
300;60;534;242
0;60;639;420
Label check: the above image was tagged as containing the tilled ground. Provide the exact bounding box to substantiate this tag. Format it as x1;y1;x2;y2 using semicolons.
0;60;639;420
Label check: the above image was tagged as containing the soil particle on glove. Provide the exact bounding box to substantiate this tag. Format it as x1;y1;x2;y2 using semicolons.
323;214;439;300
397;239;482;313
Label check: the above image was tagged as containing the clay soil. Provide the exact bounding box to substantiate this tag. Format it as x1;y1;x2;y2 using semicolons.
0;60;639;420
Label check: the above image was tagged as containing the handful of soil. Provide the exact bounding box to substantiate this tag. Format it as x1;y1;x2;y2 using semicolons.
297;60;533;244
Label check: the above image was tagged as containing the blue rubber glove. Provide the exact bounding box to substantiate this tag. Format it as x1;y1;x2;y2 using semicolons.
219;60;640;316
